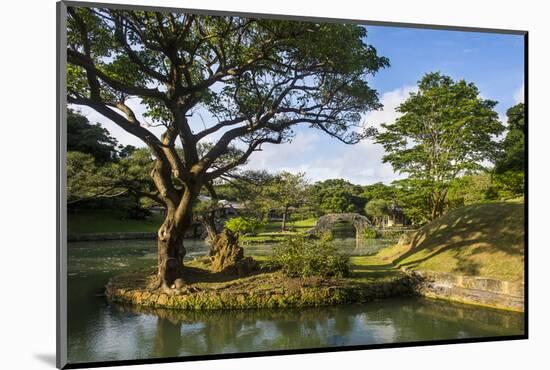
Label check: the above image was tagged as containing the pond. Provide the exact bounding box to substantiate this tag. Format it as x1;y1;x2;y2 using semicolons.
67;238;524;364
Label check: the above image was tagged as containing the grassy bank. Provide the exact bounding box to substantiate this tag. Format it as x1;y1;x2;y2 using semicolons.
67;210;318;238
68;209;164;234
377;202;525;283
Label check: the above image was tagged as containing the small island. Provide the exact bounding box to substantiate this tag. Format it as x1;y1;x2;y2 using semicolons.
104;201;524;312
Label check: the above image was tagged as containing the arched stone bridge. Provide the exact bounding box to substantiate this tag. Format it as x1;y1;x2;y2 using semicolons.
307;213;372;245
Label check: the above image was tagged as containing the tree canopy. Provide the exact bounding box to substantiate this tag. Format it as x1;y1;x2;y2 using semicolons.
67;8;389;200
496;103;525;173
308;179;365;215
376;72;504;220
67;108;121;164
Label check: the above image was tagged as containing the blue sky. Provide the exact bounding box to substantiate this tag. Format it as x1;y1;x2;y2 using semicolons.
79;24;525;186
243;25;525;185
365;25;524;109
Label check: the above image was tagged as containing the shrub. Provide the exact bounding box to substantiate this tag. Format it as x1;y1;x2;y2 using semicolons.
362;228;378;239
270;236;350;278
225;217;265;235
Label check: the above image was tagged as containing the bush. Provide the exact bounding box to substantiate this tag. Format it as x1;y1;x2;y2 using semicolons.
225;217;265;235
269;236;350;278
362;228;378;239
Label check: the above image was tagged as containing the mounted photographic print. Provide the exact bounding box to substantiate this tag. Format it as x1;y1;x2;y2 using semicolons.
56;1;527;368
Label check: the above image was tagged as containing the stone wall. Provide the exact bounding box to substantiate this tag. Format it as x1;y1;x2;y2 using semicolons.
409;270;524;312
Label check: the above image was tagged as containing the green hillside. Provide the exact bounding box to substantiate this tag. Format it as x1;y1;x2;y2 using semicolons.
378;202;525;282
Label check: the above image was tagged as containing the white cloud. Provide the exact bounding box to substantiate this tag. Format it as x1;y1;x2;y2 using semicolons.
244;131;321;173
363;85;417;130
513;83;524;103
242;85;415;185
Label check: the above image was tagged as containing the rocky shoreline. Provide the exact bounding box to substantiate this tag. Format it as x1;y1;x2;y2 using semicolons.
105;270;420;310
105;267;523;312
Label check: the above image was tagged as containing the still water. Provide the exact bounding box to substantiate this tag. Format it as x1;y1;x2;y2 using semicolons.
67;239;524;364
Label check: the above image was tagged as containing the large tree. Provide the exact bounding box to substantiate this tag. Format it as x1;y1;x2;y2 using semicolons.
66;7;388;289
376;72;504;220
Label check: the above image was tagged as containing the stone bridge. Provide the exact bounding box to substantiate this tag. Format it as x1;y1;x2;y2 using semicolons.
307;213;372;246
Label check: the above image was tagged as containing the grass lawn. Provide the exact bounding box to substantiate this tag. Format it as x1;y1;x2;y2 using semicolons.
240;218;319;243
67;209;164;234
261;218;318;232
376;201;525;283
347;255;404;283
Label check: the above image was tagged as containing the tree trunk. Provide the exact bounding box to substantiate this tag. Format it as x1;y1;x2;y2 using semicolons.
204;209;219;242
156;211;187;289
152;186;198;290
281;205;289;231
430;189;447;220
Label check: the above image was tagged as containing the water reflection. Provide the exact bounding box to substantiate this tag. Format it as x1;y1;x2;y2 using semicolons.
66;239;524;364
96;298;523;361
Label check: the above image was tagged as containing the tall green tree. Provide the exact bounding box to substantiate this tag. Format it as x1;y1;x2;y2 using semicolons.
376;72;504;220
66;7;388;288
492;103;525;197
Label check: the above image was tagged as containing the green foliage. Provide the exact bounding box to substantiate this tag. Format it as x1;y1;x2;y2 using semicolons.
261;172;309;227
489;171;525;200
376;72;504;220
67;146;157;218
67;109;121;164
270;237;350;278
308;179;366;215
362;183;396;202
364;199;391;226
493;103;525;197
67;151;103;203
447;173;493;208
225;217;265;235
362;228;378;239
391;179;432;226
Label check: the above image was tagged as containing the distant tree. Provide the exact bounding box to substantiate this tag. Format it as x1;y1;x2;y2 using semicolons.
225;217;265;235
446;173;492;209
362;183;396;203
214;170;276;221
376;72;504;220
308;179;366;215
118;144;138;159
391;179;431;226
67;109;119;163
492;103;525;197
364;199;390;227
263;172;308;231
67;148;158;207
